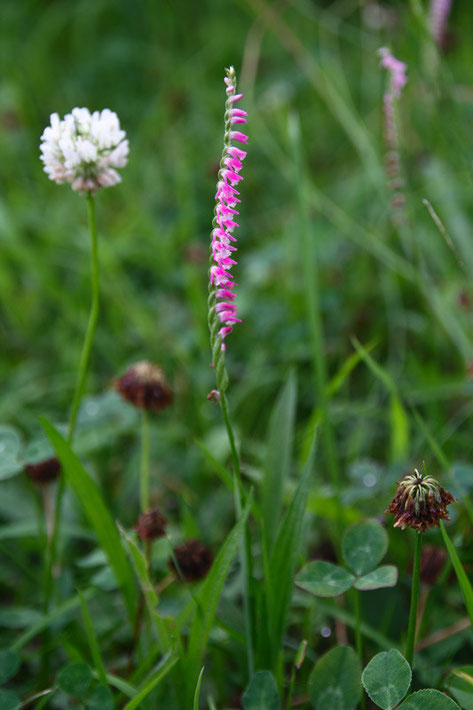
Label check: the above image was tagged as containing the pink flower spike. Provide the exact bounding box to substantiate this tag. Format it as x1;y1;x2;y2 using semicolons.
378;47;408;98
209;66;247;355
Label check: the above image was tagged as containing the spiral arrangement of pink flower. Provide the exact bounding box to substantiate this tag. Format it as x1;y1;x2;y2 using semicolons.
208;66;247;386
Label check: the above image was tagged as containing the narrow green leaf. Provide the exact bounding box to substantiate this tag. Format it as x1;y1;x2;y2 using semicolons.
102;673;136;699
194;438;234;493
11;589;95;652
342;519;388;576
0;650;20;684
362;650;411;710
185;494;252;704
296;561;355;597
193;667;205;710
242;671;280;710
117;525;173;653
309;645;361;710
262;371;297;550
123;652;178;710
440;522;473;625
78;591;107;686
351;339;409;464
446;666;473;710
57;663;92;699
266;433;316;661
390;394;409;463
41;418;136;621
0;689;20;710
354;566;398;591
0;426;23;480
398;689;460;709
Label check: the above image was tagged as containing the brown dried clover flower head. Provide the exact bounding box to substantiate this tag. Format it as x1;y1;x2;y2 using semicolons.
25;456;61;485
385;469;456;533
135;508;168;542
114;361;172;412
169;540;214;582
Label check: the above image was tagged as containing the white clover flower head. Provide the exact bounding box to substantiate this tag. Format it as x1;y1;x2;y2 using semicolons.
40;107;129;194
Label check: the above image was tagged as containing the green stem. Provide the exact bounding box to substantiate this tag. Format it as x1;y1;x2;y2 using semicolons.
67;193;100;443
218;387;254;679
353;589;366;710
140;410;151;512
286;666;296;710
44;192;100;610
219;390;243;497
405;531;422;667
354;588;363;660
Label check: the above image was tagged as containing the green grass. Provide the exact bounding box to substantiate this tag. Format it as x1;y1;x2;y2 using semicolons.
2;0;473;707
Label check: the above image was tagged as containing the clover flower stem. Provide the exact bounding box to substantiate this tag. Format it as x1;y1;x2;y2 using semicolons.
44;192;100;611
140;410;151;513
353;589;366;709
67;193;100;442
405;531;423;667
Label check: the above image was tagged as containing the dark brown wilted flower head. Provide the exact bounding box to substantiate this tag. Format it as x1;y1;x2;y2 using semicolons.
114;361;172;412
386;469;456;532
135;508;167;542
169;540;214;582
25;456;61;485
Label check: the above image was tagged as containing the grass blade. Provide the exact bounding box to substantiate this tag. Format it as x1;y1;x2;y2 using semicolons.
185;493;253;705
262;371;297;552
193;667;205;710
118;524;175;653
41;418;136;621
123;651;178;710
11;589;95;652
440;522;473;625
265;430;317;669
78;590;107;686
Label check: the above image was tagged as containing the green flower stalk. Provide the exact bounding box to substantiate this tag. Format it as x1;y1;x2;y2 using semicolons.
114;361;173;512
386;468;456;666
40;107;129;608
207;66;254;677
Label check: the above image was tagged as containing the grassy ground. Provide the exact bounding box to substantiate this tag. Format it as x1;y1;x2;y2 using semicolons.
2;0;473;707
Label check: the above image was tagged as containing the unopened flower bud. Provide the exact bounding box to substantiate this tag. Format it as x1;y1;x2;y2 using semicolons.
114;361;172;412
135;508;167;542
169;539;214;582
25;456;61;485
385;469;456;532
